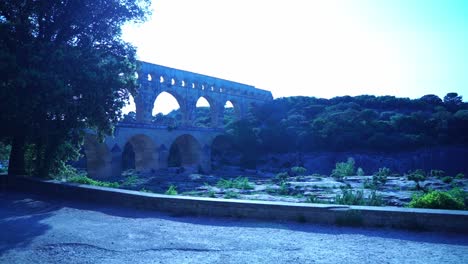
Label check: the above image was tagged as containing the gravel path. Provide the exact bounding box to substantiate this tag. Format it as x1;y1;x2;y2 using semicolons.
1;191;467;264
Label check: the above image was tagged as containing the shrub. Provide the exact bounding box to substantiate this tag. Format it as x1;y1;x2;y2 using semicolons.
441;176;453;184
278;181;289;195
290;166;307;176
224;191;240;199
121;175;139;187
335;189;365;205
408;190;465;210
455;173;465;179
363;178;376;189
407;169;426;190
371;167;390;187
331;157;355;179
356;167;365;176
165;185;178;195
334;189;384;206
275;172;289;181
68;175;120;188
216;177;254;190
374;167;391;177
430;169;445;178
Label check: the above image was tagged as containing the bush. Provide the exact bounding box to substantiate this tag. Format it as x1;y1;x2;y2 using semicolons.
121;175;140;187
374;167;391;177
356;167;365;176
335;189;365;205
430;169;445;178
165;185;178;195
275;172;289;181
408;190;465;210
68;175;120;188
441;176;453;184
371;167;390;187
455;173;465;179
224;191;240;199
216;177;254;190
335;189;384;206
278;181;289;195
290;166;307;176
331;157;355;179
407;170;426;190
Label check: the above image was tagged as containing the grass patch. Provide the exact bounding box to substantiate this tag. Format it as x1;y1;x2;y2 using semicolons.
216;177;254;190
224;191;240;199
334;189;384;206
68;175;120;188
165;185;178;195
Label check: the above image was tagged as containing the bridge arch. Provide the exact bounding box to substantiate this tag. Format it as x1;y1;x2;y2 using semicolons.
122;134;158;173
168;134;202;171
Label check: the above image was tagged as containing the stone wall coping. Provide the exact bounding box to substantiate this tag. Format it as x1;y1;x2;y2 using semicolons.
3;175;468;233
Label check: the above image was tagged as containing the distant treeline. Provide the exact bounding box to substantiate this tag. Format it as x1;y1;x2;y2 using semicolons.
221;93;467;166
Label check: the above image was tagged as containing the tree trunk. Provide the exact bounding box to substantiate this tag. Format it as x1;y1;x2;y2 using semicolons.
8;134;26;175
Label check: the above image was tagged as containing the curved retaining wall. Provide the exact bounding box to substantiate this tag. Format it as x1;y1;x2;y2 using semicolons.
2;175;468;233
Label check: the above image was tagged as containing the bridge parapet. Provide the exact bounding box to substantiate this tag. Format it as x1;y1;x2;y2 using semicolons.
139;62;272;101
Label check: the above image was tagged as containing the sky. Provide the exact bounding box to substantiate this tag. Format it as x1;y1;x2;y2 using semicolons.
122;0;468;114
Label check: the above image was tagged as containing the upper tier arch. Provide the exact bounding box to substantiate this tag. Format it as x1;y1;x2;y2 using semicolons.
133;61;273;127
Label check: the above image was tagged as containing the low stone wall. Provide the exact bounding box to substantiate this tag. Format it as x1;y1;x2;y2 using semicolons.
3;175;468;233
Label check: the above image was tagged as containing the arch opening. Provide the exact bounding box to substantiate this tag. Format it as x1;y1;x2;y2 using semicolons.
122;134;158;173
194;96;212;127
223;100;240;126
152;91;182;126
168;134;202;172
121;93;136;122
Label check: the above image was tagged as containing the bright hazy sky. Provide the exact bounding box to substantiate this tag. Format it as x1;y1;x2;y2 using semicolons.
122;0;468;114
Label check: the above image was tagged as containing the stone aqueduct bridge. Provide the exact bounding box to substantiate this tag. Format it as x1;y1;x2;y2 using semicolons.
85;61;273;178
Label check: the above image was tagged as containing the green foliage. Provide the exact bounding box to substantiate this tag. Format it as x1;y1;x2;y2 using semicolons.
375;167;391;177
430;170;445;178
455;173;465;179
68;175;119;188
408;189;465;210
0;143;11;161
225;93;468;158
278;181;289;195
224;191;240;199
441;176;453;184
139;188;153;193
0;142;10;173
216;177;254;190
334;189;384;206
165;185;178;195
331;157;355;179
275;172;289;181
0;0;151;177
356;167;365;176
407;170;426;190
290;166;307;176
121;175;140;187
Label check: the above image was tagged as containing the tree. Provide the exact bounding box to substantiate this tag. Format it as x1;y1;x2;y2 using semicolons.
444;92;463;105
0;0;151;177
